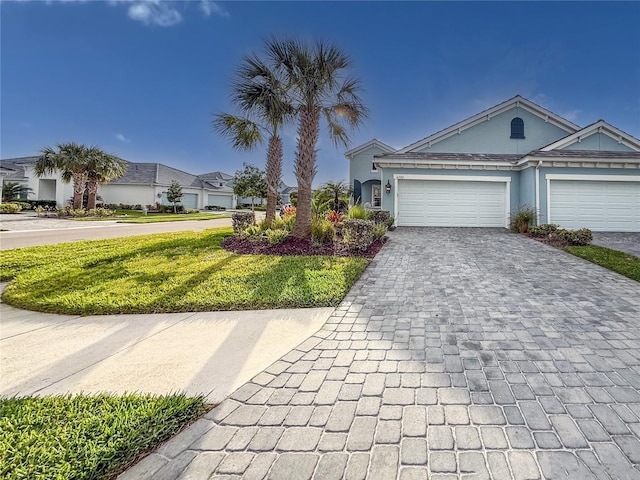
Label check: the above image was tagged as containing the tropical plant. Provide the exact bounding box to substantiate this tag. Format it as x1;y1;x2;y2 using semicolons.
326;210;344;225
213;52;293;223
2;182;33;202
266;37;368;239
347;203;369;220
316;180;352;213
85;148;127;209
233;163;267;211
511;205;537;233
311;218;336;246
35;142;91;209
166;180;183;213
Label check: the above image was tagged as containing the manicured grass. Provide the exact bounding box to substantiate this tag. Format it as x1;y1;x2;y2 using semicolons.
0;227;369;314
0;393;205;480
564;245;640;282
71;209;230;223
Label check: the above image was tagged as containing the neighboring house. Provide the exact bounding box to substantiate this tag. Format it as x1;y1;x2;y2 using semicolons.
346;95;640;232
0;158;237;210
236;180;297;207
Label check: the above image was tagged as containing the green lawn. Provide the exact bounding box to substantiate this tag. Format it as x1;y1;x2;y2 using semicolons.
564;245;640;282
0;227;369;314
0;393;205;480
71;209;230;223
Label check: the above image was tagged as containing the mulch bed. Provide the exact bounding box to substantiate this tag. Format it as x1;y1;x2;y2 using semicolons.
222;235;387;258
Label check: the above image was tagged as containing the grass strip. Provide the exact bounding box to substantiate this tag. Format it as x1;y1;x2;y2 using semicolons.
0;227;369;314
564;245;639;282
0;393;205;480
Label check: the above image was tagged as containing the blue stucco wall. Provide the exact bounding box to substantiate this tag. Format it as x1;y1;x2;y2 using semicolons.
415;107;571;155
519;166;536;211
561;133;635;152
378;168;520;217
349;145;387;203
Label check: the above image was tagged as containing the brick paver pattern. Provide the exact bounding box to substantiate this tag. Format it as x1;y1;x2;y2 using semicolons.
120;228;640;479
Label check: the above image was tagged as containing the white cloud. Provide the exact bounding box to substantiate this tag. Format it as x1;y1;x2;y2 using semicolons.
116;133;131;143
126;1;181;27
200;0;229;18
560;109;582;123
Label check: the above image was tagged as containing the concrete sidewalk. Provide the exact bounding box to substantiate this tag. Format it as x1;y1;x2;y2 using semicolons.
0;293;333;404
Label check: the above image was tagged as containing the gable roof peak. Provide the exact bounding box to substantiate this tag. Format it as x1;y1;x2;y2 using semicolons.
541;118;640;152
399;95;581;153
345;138;396;159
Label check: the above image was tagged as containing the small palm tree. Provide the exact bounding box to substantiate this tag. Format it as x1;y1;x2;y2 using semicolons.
213;53;292;223
317;180;353;213
266;37;368;239
2;182;33;202
35;142;90;209
85;148;127;209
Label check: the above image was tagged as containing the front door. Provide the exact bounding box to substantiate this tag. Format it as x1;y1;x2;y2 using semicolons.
372;184;381;208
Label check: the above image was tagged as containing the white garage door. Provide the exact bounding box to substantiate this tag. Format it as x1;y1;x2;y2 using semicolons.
161;192;198;209
397;179;508;227
208;194;233;209
549;180;640;232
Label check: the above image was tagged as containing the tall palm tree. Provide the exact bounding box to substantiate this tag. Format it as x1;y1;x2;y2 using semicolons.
85;148;127;209
35;142;90;209
266;37;368;239
213;53;292;223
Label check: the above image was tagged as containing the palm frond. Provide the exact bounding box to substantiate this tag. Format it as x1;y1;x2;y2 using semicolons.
212;113;263;151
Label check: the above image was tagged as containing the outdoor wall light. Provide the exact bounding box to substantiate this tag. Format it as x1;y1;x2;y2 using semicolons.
385;180;392;195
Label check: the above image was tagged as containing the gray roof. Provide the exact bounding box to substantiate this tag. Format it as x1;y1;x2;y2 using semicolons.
0;157;33;180
200;171;234;182
526;150;640;160
375;152;522;163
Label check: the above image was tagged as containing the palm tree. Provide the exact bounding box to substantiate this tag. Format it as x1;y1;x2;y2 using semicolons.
266;37;368;239
35;142;91;209
2;182;33;202
317;180;353;213
213;53;292;223
85;148;127;209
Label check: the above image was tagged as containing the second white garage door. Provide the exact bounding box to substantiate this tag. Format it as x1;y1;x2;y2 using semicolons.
397;179;508;227
549;180;640;232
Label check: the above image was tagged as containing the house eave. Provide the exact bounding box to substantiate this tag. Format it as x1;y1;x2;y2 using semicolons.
374;160;519;171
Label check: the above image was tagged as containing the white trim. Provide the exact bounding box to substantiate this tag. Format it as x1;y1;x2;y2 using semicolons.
541;120;640;152
345;138;396;159
545;174;640;182
398;95;579;153
546;176;551;224
394;176;399;224
535;161;542;225
393;174;511;183
372;183;382;209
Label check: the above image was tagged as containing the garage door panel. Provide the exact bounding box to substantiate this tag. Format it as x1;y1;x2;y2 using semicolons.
397;179;507;227
549;180;639;232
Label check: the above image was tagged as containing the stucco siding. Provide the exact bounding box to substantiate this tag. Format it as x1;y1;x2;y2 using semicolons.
560;133;635;152
518;167;535;212
350;145;388;188
415;107;570;155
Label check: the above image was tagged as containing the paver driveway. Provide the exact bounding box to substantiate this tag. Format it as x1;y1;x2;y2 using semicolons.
121;228;640;480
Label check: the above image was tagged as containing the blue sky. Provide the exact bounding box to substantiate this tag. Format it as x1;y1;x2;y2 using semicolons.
2;1;639;187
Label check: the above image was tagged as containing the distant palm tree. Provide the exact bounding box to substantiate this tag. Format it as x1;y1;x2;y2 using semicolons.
85;148;127;209
213;53;292;223
266;38;368;239
2;182;33;202
35;142;90;209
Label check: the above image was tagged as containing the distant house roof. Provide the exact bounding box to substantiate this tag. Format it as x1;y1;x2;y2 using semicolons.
0;157;32;180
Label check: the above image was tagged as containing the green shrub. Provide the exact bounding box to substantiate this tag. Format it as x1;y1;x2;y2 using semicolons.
14;201;31;210
56;207;86;217
0;203;22;214
511;205;536;233
561;228;593;246
386;216;395;229
372;223;388;242
312;218;336;245
87;207;115;218
370;210;391;225
232;211;255;234
342;218;375;251
282;213;296;232
265;228;289;245
243;224;262;238
184;208;200;214
347;204;369;220
529;224;560;237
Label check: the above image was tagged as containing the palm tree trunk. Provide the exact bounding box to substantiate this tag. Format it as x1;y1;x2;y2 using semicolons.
72;172;86;209
293;106;320;239
265;135;283;223
86;180;99;209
